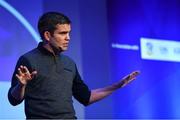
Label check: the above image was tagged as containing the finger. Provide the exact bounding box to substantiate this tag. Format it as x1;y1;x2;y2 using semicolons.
16;74;21;80
131;73;138;79
32;71;37;75
23;66;30;74
16;74;28;85
130;71;140;78
20;65;26;73
31;71;37;78
133;71;140;75
18;68;23;76
127;77;135;82
132;72;138;76
126;73;137;82
129;77;136;82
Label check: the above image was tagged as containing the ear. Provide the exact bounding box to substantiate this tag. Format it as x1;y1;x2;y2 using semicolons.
44;31;51;41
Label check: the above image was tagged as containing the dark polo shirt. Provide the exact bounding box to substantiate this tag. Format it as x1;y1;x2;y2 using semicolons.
8;42;91;119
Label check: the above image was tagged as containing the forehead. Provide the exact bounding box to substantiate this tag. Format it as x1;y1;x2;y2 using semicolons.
55;24;71;32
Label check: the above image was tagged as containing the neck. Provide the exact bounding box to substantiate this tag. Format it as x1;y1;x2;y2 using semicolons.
42;42;60;56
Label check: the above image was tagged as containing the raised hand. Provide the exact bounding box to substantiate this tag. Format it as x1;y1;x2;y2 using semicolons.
120;71;140;87
16;65;37;86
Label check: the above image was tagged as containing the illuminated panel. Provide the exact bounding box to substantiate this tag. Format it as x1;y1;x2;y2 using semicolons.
141;37;180;62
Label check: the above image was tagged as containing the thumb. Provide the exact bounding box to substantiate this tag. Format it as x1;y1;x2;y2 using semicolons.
31;71;37;78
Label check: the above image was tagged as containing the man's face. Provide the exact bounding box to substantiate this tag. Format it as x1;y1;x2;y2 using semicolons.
49;24;71;52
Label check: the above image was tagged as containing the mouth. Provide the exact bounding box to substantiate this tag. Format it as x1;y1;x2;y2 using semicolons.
63;43;69;47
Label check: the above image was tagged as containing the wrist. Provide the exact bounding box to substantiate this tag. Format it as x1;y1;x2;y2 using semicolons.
17;81;27;87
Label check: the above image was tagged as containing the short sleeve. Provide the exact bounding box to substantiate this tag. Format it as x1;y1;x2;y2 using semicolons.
72;66;91;106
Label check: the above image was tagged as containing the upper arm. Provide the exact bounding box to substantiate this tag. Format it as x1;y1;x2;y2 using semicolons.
72;66;91;106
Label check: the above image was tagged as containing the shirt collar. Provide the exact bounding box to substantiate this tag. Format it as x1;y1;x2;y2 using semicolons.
37;42;60;57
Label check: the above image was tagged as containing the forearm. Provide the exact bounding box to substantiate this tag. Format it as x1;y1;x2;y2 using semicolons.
87;71;139;105
10;83;26;101
88;81;124;105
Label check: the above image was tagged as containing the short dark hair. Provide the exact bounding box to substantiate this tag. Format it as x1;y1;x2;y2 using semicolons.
38;11;71;40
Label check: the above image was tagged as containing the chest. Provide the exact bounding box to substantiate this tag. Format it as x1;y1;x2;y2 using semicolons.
26;59;75;97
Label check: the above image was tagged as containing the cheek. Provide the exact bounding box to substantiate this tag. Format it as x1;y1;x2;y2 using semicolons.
55;38;64;45
53;35;65;44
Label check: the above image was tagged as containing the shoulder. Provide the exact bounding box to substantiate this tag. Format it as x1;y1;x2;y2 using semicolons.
22;48;40;59
17;48;40;66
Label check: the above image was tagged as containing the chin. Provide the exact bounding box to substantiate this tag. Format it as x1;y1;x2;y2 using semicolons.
61;48;68;51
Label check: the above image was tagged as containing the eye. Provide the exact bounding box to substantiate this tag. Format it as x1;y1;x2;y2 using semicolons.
59;32;67;35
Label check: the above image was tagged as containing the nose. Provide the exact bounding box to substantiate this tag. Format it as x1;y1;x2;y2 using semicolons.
66;33;70;40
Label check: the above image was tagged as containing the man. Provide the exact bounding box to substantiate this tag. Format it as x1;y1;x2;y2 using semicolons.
8;12;140;119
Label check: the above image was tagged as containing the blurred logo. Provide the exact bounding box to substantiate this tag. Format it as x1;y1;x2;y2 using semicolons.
146;42;153;56
174;47;180;55
159;46;168;54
